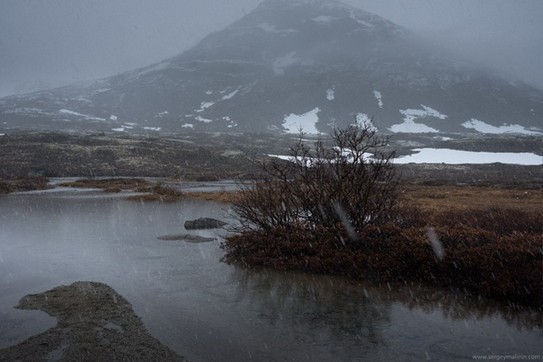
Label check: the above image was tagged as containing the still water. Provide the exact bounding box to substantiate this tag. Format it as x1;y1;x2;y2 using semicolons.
0;189;541;361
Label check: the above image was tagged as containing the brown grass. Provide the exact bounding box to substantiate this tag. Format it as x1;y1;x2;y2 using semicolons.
59;178;153;192
186;191;242;203
59;178;186;202
223;183;543;308
400;184;543;213
0;177;49;194
181;184;543;212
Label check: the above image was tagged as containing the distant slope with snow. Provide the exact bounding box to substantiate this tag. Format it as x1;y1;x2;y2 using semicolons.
0;0;542;137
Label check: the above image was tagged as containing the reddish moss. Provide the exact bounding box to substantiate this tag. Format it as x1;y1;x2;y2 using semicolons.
223;209;542;308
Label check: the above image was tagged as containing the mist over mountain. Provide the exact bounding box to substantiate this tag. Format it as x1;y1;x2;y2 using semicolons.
1;0;541;136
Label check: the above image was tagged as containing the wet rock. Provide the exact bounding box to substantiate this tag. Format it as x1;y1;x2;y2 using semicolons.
157;234;216;243
0;281;188;361
184;217;227;230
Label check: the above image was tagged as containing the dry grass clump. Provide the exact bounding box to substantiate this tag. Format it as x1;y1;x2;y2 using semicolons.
401;184;543;213
187;191;242;203
127;184;185;202
223;205;542;308
0;177;49;194
60;178;152;192
60;177;185;202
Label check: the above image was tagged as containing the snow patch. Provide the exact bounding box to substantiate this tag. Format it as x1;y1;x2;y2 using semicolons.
195;115;213;123
268;151;372;166
273;52;298;75
389;120;439;133
59;109;82;116
157;111;169;117
349;10;374;28
221;116;238;128
143;127;161;131
373;90;383;108
462;119;542;135
283;107;321;134
206;90;213;95
388;105;447;133
326;88;335;101
72;97;91;103
181;123;194;129
59;109;106;121
355;113;378;132
111;128;125;132
109;115;118;121
332;147;373;162
395;148;543;166
312;15;335;24
268;154;296;162
222;89;239;100
195;101;215;113
258;23;297;34
401;105;448;122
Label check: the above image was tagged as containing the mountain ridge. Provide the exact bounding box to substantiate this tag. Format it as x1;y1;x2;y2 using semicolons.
0;0;541;136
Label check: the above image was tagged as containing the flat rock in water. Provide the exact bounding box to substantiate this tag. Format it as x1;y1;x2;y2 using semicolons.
0;281;188;361
184;217;227;230
157;234;216;243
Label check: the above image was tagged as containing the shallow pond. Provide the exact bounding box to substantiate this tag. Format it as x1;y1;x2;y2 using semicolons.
0;188;541;361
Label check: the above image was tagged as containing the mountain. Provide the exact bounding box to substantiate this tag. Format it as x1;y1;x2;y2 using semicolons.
1;0;542;136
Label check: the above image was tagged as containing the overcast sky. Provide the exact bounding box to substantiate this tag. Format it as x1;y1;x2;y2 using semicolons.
1;0;542;98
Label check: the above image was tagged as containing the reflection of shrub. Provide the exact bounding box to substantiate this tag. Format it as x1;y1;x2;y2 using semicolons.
234;121;398;234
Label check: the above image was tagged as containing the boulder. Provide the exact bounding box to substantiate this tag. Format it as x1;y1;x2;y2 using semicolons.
157;234;216;243
184;217;227;230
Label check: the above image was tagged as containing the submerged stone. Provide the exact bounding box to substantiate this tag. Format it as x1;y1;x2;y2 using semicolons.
184;217;227;230
157;234;216;243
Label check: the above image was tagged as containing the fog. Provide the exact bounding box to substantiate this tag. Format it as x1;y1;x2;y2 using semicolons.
1;0;542;98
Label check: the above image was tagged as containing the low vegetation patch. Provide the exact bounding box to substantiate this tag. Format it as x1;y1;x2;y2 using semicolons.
59;178;153;191
223;123;542;308
60;177;185;202
0;177;49;194
223;207;542;308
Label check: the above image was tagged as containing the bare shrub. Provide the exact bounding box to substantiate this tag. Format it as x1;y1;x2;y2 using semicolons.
233;120;399;234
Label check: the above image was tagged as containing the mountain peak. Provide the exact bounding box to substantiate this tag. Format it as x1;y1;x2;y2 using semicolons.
257;0;342;8
250;0;406;37
1;0;541;136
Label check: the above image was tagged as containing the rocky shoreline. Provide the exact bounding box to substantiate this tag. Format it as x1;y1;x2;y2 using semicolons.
0;281;188;362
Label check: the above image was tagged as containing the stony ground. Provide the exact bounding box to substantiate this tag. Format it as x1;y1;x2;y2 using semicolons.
0;131;541;187
0;281;188;362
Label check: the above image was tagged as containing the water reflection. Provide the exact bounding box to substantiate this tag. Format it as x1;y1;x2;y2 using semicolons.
230;267;542;334
232;268;391;345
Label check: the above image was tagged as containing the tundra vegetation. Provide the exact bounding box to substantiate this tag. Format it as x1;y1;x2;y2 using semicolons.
223;123;542;308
